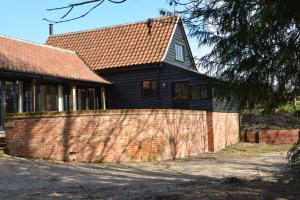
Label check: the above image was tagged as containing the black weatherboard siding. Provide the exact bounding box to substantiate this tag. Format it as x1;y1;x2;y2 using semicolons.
101;64;161;109
99;63;238;112
160;63;213;110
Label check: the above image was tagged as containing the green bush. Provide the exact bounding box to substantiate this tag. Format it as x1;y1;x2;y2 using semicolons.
278;103;300;112
287;142;300;168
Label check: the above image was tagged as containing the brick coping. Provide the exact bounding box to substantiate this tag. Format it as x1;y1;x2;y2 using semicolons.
5;109;207;119
241;129;300;132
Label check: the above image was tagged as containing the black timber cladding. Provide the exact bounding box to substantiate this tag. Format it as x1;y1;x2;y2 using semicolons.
163;22;195;70
99;63;239;112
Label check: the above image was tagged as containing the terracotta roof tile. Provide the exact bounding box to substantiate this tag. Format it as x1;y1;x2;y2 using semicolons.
46;15;179;71
0;35;109;84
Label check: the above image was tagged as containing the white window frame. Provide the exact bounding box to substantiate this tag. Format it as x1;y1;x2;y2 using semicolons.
175;43;184;62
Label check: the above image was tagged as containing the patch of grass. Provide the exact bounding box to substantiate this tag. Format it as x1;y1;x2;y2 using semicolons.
219;143;292;156
278;103;300;112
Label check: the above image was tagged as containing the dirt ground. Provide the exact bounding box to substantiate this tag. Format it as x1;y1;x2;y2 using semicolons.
0;143;298;200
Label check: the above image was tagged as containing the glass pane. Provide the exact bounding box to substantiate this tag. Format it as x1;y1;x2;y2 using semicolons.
179;46;183;60
95;88;101;109
143;81;157;97
175;44;184;61
78;89;87;110
200;85;208;98
88;88;95;110
181;83;189;99
174;83;182;99
143;81;151;89
39;85;48;112
191;85;200;100
24;81;33;112
5;81;16;113
48;85;57;111
64;85;73;110
175;44;179;60
151;81;157;90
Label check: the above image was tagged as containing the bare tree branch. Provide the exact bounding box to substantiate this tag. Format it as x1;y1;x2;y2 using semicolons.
61;7;74;19
43;0;128;24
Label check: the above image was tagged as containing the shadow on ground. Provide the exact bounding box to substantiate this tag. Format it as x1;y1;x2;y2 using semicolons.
0;145;298;200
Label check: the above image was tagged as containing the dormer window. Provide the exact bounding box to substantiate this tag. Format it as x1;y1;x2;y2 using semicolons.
175;43;184;62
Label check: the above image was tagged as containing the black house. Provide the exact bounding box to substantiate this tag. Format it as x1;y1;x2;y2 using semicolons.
46;15;238;113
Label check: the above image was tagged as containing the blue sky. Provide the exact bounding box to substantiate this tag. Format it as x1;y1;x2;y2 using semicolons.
0;0;210;59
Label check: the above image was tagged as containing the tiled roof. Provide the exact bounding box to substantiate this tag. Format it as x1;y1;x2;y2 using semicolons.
0;35;110;84
46;15;179;70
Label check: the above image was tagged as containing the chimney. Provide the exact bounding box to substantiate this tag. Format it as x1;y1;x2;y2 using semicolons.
49;24;53;35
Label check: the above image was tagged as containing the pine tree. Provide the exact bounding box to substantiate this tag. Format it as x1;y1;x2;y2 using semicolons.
165;0;300;111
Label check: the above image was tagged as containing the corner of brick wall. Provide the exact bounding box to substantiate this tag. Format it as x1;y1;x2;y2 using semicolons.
206;112;214;152
241;129;300;144
207;112;240;152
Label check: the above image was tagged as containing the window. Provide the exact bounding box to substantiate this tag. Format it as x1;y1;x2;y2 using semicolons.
48;86;58;111
77;87;99;110
63;86;72;111
39;85;47;112
77;88;87;110
142;80;157;97
200;85;208;99
24;81;33;112
38;84;58;112
88;88;96;110
189;84;209;100
175;43;184;62
190;85;200;100
173;82;189;100
4;81;18;113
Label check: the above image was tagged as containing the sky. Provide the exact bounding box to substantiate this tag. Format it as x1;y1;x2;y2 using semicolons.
0;0;210;60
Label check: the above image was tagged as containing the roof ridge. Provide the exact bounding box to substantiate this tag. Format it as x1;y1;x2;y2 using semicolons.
48;14;179;38
0;34;76;54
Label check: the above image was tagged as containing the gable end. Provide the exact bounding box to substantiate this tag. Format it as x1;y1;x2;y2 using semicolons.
162;19;196;70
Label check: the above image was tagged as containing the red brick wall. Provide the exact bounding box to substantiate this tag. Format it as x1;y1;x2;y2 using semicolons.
241;129;300;144
207;112;240;152
5;110;209;163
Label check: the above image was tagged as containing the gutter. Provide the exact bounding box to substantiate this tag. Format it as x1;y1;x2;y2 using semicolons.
0;69;110;86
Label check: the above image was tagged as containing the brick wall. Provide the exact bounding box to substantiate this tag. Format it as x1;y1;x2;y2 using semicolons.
5;109;211;163
207;112;240;152
241;129;300;144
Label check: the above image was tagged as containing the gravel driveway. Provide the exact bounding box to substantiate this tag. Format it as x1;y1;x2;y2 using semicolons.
0;143;297;200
